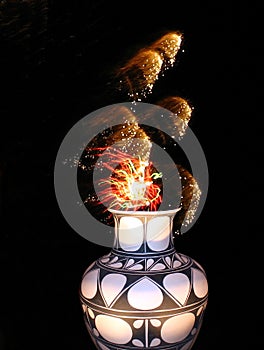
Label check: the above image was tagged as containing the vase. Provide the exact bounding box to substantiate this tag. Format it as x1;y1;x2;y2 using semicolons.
79;208;208;350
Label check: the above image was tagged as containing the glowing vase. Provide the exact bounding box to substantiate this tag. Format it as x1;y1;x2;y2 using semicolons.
79;208;208;350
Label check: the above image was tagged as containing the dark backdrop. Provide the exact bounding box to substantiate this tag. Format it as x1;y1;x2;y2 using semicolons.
0;1;262;349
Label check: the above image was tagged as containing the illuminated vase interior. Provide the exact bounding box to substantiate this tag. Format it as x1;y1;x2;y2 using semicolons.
79;208;208;350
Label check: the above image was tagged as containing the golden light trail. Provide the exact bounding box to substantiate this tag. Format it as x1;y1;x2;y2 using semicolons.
156;96;193;138
174;165;202;234
116;31;183;101
117;49;163;101
149;32;183;73
76;31;201;230
106;119;152;163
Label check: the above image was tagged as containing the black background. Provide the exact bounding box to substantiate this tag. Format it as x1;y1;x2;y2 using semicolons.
0;1;263;349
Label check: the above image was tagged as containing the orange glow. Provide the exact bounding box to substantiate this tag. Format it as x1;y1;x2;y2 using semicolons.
149;32;182;70
97;149;162;211
118;49;163;101
116;31;183;101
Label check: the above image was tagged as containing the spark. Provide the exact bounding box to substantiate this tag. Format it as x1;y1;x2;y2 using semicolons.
156;96;193;138
75;31;202;233
118;49;163;101
173;165;202;233
149;32;183;71
96;150;163;211
116;31;183;102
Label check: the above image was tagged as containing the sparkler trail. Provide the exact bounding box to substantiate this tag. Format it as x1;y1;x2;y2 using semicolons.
79;105;152;163
149;32;183;73
77;101;200;230
116;31;183;101
174;165;202;234
95;150;163;211
133;95;193;146
54;24;209;245
75;31;204;233
156;96;193;139
117;49;163;101
55;101;208;244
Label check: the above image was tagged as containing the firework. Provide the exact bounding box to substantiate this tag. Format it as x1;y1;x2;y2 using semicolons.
116;31;183;101
117;49;163;101
156;96;193;138
97;151;163;211
173;165;202;234
149;32;183;72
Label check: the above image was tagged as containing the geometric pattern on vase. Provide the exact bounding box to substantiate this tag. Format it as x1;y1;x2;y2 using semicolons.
81;303;206;350
80;209;208;350
80;256;208;349
81;253;208;311
99;250;189;272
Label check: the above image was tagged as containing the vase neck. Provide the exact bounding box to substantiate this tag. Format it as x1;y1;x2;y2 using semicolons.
110;209;178;256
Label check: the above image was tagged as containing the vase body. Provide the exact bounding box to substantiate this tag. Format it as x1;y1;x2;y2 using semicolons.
79;209;208;350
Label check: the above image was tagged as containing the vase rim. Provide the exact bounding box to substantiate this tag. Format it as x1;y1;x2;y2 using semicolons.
108;208;181;216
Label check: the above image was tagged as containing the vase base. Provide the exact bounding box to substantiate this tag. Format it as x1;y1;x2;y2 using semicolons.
92;340;195;350
87;326;197;350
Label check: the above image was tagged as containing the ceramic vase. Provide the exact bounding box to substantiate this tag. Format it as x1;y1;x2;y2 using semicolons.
79;208;208;350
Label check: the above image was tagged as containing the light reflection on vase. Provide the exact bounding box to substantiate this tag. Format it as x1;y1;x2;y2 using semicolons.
79;208;208;350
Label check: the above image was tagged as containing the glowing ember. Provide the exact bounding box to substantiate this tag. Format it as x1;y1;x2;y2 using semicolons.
149;32;182;71
116;31;183;101
118;49;163;101
97;151;162;211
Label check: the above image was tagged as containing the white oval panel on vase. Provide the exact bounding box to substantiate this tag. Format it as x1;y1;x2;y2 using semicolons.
101;273;127;306
146;216;170;251
161;313;195;343
119;217;143;251
95;315;133;344
192;268;208;298
81;269;99;299
127;278;163;310
163;273;190;305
